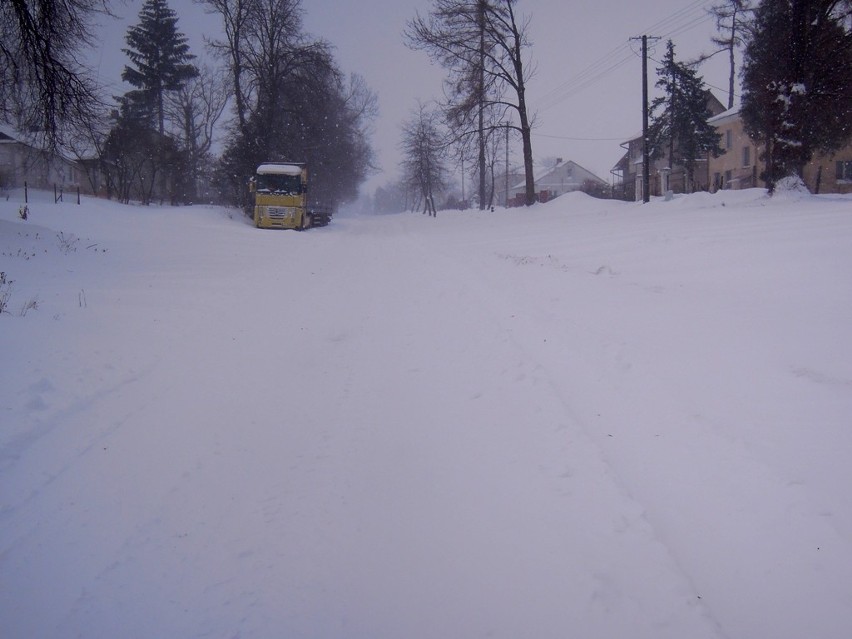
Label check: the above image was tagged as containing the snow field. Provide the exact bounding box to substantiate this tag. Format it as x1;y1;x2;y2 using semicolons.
1;187;851;638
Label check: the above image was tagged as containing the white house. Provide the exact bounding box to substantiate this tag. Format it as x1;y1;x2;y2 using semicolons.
511;158;607;204
0;123;86;193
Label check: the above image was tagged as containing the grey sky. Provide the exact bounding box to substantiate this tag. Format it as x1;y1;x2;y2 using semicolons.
92;0;733;193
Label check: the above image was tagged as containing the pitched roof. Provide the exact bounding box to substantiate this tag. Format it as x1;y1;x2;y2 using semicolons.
0;121;80;162
511;159;607;191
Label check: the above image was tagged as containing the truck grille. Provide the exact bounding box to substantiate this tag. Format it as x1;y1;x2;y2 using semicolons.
267;206;296;219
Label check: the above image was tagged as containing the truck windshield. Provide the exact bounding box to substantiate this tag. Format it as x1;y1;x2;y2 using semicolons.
256;173;302;195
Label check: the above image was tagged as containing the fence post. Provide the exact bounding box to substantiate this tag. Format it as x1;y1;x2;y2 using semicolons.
77;186;81;205
24;181;28;203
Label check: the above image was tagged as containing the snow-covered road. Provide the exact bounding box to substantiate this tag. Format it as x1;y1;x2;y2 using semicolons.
2;190;851;638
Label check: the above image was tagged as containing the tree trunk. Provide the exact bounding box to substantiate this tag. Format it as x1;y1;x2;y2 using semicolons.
512;27;535;206
477;0;487;210
519;106;535;206
727;17;736;109
764;127;775;194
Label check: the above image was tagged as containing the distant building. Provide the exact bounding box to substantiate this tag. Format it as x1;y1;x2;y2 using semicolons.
493;168;527;207
0;123;87;193
508;158;607;206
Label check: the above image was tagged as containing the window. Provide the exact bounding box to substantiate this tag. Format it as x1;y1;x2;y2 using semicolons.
726;129;732;149
837;160;852;182
742;146;751;167
256;173;302;194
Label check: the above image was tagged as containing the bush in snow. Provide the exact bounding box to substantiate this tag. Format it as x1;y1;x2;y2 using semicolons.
19;296;39;317
56;231;79;254
0;272;12;315
773;175;810;196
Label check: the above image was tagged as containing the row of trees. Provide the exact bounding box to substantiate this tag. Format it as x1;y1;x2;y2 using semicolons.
3;0;850;208
402;0;536;211
109;0;377;207
1;0;377;208
203;0;376;210
396;0;851;209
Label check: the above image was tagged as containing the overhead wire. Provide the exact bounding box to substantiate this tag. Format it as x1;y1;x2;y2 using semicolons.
537;0;714;114
534;1;719;142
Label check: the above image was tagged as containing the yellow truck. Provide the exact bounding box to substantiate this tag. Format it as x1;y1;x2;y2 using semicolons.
250;162;331;230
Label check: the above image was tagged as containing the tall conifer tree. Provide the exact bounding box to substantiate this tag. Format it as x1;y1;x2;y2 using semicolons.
122;0;198;136
648;41;723;191
741;0;852;191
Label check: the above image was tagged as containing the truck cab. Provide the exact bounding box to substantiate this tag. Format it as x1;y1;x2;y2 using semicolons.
251;163;310;229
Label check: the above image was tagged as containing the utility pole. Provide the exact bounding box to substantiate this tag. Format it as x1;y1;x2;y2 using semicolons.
642;35;650;204
631;35;659;203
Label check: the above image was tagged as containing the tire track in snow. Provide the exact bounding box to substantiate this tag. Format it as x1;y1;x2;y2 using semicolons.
348;220;730;638
411;210;852;639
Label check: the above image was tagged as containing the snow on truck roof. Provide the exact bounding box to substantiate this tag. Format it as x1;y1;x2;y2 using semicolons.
256;163;304;175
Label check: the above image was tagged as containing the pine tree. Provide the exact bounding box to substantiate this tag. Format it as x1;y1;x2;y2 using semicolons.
648;41;724;192
741;0;852;191
122;0;198;136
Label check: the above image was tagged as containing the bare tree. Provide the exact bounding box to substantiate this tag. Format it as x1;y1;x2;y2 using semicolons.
0;0;110;149
197;0;255;136
166;65;229;200
203;0;376;209
400;102;448;217
201;0;329;146
406;0;537;207
453;102;508;208
700;0;753;109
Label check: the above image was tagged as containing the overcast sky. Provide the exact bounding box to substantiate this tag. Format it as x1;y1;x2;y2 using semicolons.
91;0;734;193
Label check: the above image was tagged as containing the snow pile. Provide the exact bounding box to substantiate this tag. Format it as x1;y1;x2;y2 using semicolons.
774;174;811;197
2;188;851;638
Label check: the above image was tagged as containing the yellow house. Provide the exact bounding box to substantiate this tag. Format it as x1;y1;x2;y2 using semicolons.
708;107;852;194
707;107;758;191
801;147;852;194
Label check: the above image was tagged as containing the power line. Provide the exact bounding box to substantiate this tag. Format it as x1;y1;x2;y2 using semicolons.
537;44;635;111
538;1;714;112
644;0;709;35
532;132;631;142
538;51;636;112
